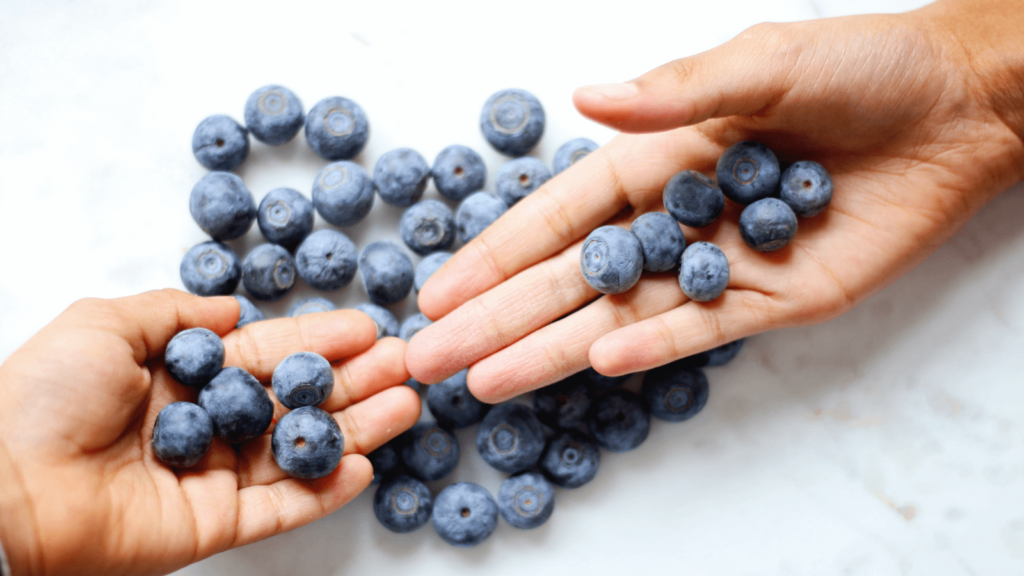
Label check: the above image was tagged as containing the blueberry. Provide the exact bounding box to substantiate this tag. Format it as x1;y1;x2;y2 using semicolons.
480;88;545;157
359;241;414;306
271;406;344;479
404;377;421;392
716;141;780;205
582;369;630;394
286;297;336;317
589;390;650;452
679;242;729;302
427;369;489;430
243;85;304;145
400;199;456;255
533;374;592;429
374;475;433;533
191;115;249;171
354;303;400;339
311;161;376;227
683;339;746;368
663;170;726;228
553;137;598;174
539;430;600;488
242;243;297;301
402;422;460;482
455;192;508;243
779;160;833;217
272;351;334;410
580;226;644;294
476;403;545;473
164;327;225;388
498;471;555;529
189;172;257;241
495;157;551;206
295;229;358;291
180;241;241;296
707;338;745;366
432;482;499;547
373;148;431;207
198;367;274;444
415;251;452;292
433;144;486;201
399;313;432;342
630;212;687;273
304;96;369;161
234;295;264;328
642;361;709;423
368;437;403;484
256;188;313;250
739;198;798;252
151;402;214;468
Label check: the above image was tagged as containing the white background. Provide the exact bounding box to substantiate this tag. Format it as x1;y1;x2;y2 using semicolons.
3;0;1023;574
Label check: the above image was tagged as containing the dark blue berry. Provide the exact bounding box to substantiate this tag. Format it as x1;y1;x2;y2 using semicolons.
152;402;214;468
198;367;274;444
476;403;546;473
427;369;489;430
271;406;344;479
272;351;334;410
164;328;224;388
498;471;555;529
402;422;459;482
642;361;709;422
589;390;650;452
433;482;498;547
374;475;433;533
663;170;725;228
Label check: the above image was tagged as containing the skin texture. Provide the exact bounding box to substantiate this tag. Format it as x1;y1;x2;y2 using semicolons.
287;297;337;318
0;289;419;576
407;1;1024;403
415;252;453;293
553;137;599;174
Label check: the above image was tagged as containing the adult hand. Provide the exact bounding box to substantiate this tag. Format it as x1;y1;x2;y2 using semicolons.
0;289;419;576
407;0;1024;402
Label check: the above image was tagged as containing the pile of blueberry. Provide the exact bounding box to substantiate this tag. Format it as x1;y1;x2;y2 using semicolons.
369;339;744;545
167;83;766;546
580;141;833;300
152;328;342;479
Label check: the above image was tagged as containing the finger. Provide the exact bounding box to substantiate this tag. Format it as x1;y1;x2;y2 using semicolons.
466;273;687;403
573;22;799;133
588;290;773;375
231;454;372;549
418;128;724;321
238;385;420;487
50;289;239;365
222;310;377;381
321;336;411;412
407;241;596;386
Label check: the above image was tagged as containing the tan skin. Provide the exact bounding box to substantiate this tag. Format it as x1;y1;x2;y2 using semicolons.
0;291;421;576
2;2;1024;575
406;0;1024;403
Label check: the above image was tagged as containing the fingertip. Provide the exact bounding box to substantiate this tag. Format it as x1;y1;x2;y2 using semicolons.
465;363;513;405
588;333;638;377
404;325;456;386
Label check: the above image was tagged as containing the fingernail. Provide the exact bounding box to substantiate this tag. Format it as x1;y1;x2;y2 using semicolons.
580;82;639;101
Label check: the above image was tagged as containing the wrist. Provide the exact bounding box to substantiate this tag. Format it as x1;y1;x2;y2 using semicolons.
0;438;41;576
921;0;1024;158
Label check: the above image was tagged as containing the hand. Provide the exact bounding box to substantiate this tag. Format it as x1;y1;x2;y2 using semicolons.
406;0;1024;402
0;289;420;576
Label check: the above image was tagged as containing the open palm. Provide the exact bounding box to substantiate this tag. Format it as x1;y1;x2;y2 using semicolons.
0;290;419;576
406;11;1024;402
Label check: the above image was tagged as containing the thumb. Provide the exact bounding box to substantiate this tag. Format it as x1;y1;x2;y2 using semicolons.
573;23;798;133
54;288;240;365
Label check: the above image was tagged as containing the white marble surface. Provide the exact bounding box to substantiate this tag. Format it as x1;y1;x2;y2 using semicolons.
3;0;1023;574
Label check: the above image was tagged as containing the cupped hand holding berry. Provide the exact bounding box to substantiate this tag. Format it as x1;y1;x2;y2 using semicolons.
407;0;1024;402
0;290;420;576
